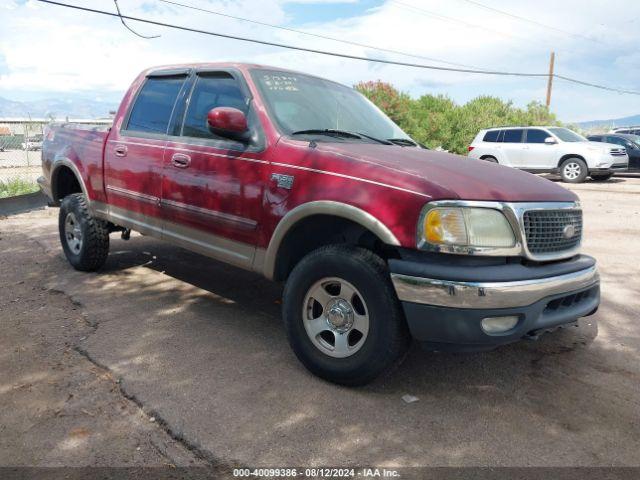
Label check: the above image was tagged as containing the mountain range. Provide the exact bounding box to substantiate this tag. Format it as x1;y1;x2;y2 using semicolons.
575;113;640;130
1;94;638;130
0;95;119;120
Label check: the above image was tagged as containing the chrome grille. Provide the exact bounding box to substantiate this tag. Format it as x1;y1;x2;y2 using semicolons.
523;209;582;255
610;148;627;156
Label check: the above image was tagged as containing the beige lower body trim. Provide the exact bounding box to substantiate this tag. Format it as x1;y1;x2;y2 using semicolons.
93;201;265;272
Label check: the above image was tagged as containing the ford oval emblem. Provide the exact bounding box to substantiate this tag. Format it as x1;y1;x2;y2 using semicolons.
563;224;576;239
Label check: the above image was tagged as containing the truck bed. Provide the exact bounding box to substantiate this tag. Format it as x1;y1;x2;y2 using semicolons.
42;123;111;203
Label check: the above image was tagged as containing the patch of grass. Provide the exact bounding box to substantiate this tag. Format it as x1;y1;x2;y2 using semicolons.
0;178;39;199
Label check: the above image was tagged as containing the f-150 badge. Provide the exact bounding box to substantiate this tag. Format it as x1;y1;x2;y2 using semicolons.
271;173;294;190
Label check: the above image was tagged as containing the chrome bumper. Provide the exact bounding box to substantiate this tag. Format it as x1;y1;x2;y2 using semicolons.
391;265;599;309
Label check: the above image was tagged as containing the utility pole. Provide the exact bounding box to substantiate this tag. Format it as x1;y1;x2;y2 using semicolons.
546;51;555;109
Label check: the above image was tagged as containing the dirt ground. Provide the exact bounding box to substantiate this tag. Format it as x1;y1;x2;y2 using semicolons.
0;175;639;471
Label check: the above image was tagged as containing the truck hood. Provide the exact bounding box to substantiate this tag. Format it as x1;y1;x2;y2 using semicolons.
319;143;577;202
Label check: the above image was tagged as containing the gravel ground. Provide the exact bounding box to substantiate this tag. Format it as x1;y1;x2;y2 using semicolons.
0;175;639;471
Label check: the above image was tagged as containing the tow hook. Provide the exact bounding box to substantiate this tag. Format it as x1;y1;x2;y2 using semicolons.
525;321;579;341
121;228;131;240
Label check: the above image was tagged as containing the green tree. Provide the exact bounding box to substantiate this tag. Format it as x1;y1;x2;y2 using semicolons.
355;81;561;155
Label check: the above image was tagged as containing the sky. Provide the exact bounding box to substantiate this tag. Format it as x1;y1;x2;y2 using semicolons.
0;0;639;122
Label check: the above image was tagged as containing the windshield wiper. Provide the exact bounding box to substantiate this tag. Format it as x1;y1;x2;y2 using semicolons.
291;129;392;145
387;138;419;147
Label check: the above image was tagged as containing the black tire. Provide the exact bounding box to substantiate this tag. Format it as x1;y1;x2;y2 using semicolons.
283;245;411;386
481;156;498;163
590;173;613;181
559;158;588;183
59;193;110;271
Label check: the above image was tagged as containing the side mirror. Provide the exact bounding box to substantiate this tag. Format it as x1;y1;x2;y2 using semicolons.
544;137;557;145
207;107;249;141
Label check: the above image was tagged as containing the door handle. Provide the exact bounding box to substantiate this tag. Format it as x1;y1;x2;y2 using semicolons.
171;153;191;168
114;144;128;157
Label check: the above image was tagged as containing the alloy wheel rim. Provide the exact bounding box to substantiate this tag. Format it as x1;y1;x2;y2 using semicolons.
302;277;369;358
64;212;83;254
564;162;581;180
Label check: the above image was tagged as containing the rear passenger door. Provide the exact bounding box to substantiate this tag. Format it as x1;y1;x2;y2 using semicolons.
499;129;525;167
161;70;268;269
105;70;189;232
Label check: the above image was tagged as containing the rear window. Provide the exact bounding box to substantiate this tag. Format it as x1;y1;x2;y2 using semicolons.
503;129;524;143
483;130;500;142
126;76;186;134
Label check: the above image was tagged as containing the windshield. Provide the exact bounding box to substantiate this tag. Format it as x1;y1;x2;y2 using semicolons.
627;134;640;146
251;69;411;141
547;127;587;143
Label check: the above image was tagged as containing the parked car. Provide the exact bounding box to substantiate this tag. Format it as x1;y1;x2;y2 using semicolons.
38;64;600;385
588;133;640;172
468;126;628;183
22;134;44;151
609;126;640;135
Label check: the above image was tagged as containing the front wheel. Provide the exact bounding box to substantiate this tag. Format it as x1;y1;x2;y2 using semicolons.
590;173;613;181
560;158;588;183
59;193;110;271
283;245;411;386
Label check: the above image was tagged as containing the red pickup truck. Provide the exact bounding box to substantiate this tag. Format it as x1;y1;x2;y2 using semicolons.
39;63;600;385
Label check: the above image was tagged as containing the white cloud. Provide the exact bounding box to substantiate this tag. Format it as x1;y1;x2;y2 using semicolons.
1;0;639;121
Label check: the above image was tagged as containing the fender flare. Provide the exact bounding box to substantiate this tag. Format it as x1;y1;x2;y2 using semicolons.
262;200;400;280
50;158;89;203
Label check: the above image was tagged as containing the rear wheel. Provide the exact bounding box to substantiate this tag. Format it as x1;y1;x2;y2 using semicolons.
481;156;498;163
283;245;410;386
59;193;110;271
560;158;588;183
590;173;613;181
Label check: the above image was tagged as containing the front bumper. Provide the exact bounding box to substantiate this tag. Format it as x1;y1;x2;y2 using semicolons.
590;162;628;173
390;254;600;351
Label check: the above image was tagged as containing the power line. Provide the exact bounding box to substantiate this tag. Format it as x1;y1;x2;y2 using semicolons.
33;0;640;96
455;0;602;45
157;0;480;70
554;74;640;95
113;0;159;39
388;0;531;44
34;0;547;77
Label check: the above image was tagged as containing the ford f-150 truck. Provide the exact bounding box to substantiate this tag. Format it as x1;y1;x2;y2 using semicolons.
39;63;600;385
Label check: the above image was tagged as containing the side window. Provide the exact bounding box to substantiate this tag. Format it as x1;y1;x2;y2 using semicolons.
588;136;602;142
525;129;549;143
126;76;186;134
483;130;499;142
606;136;626;146
181;73;247;139
503;129;524;143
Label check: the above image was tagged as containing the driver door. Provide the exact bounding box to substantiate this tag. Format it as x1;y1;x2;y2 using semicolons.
500;129;525;167
521;128;556;170
161;70;268;269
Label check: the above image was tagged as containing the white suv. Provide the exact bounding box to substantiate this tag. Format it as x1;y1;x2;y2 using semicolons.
468;126;629;183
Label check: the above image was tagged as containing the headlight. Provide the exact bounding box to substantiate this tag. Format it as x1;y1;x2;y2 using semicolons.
419;206;516;250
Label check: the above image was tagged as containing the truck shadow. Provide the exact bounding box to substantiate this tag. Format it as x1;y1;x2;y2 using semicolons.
74;235;640;466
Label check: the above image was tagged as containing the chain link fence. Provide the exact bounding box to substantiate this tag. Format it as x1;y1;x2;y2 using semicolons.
0;118;111;198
